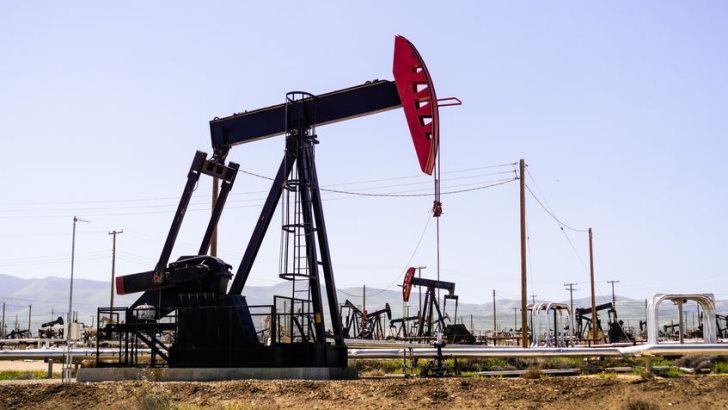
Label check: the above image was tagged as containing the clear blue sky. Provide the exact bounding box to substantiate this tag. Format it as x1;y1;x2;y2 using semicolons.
1;1;726;305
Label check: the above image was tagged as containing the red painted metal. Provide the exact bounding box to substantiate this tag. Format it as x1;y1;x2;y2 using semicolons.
402;266;416;302
393;35;439;175
116;276;125;295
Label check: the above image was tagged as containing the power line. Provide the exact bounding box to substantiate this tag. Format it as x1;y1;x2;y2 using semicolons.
339;210;433;298
525;184;588;233
319;178;517;198
560;227;590;275
0;171;515;216
0;177;518;220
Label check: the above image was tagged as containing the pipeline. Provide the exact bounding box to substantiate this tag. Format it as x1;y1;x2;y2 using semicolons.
0;348;149;361
348;343;728;359
1;343;726;362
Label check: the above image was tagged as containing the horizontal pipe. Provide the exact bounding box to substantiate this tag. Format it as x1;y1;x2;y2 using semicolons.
348;347;623;359
0;348;149;361
1;343;726;362
348;343;728;359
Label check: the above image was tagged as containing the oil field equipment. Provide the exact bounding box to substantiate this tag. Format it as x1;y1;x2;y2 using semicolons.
38;316;64;339
98;36;456;369
646;294;718;344
6;328;31;339
339;300;391;340
574;302;631;344
717;314;728;339
390;314;420;340
401;267;475;344
527;302;572;347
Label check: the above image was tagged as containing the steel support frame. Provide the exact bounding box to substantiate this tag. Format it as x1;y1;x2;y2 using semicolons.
227;116;344;349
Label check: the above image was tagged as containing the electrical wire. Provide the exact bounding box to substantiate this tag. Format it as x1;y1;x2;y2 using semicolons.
0;172;515;216
237;162;516;185
0;177;517;220
525;184;588;233
560;227;590;275
318;178;517;198
524;166;587;233
338;210;433;298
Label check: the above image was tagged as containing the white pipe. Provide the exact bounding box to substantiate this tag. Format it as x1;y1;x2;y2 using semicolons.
348;343;728;359
647;294;717;344
2;343;726;362
0;348;149;360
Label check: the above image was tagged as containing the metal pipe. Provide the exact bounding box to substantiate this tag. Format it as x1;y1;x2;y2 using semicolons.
348;343;728;360
647;294;717;344
0;348;150;360
3;343;727;362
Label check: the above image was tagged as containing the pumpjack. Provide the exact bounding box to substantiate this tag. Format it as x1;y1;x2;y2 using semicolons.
400;267;475;344
390;314;420;339
38;316;64;339
102;36;456;368
575;302;631;344
339;300;391;340
717;314;728;338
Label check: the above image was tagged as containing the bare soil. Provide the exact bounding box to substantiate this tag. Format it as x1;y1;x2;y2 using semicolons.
0;375;726;409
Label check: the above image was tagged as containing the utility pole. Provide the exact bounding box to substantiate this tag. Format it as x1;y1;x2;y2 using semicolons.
607;280;619;307
530;294;537;305
519;158;528;348
513;307;518;333
564;282;578;333
1;302;5;338
64;216;89;383
362;285;366;313
27;305;32;335
90;315;95;328
492;289;497;333
211;177;219;256
108;229;123;319
588;227;597;342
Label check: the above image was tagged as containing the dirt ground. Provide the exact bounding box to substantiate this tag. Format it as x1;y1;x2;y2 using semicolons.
0;374;727;409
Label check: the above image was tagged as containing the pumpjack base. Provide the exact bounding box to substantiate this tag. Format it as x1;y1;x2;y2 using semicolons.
77;366;358;382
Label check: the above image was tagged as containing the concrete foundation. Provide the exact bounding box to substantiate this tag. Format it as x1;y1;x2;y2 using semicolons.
77;366;358;382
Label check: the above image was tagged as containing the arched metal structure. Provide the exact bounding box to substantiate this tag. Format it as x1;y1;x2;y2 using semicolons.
528;302;572;347
646;293;717;344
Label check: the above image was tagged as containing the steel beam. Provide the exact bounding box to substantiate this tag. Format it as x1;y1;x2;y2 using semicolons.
209;81;401;148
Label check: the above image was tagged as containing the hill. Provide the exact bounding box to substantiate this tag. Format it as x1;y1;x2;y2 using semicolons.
1;274;725;336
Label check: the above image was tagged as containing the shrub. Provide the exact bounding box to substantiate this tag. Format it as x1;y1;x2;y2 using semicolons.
623;399;660;410
135;382;172;410
664;367;682;378
713;361;728;374
522;364;543;380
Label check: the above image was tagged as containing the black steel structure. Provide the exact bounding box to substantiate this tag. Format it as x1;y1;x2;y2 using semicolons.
104;80;412;368
389;315;420;339
574;302;631;343
411;277;457;338
339;299;391;340
717;314;728;339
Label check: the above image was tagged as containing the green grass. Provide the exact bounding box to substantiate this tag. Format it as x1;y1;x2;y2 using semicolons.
598;370;618;379
0;370;60;380
650;359;672;367
713;361;728;374
350;359;406;375
664;367;682;378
